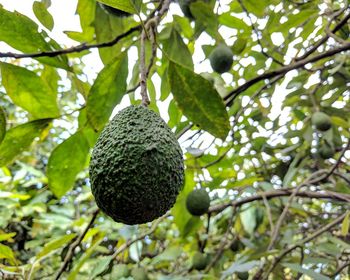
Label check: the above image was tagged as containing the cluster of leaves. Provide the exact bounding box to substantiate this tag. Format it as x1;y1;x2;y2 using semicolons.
0;0;349;279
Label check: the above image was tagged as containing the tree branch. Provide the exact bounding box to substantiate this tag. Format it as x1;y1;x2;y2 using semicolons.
55;209;99;280
224;42;350;106
0;26;141;59
208;189;350;214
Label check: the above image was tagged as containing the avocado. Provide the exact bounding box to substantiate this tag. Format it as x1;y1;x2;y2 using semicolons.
131;267;148;280
99;3;131;17
318;143;335;159
89;106;184;225
209;44;233;74
230;239;244;252
192;252;209;270
311;112;332;131
237;271;249;280
186;189;210;216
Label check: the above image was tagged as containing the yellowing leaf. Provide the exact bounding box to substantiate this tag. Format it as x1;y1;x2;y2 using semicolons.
36;234;77;259
342;211;350;236
0;119;52;167
1;63;60;119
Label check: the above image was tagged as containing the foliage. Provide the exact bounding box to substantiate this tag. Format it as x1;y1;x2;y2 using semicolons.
0;0;349;279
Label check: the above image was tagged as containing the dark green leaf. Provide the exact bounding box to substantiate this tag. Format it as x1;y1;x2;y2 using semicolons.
0;106;6;144
96;0;140;14
36;234;77;259
168;61;230;140
163;27;193;70
86;52;128;131
47;131;90;198
33;1;54;31
0;119;52;166
1;63;60;119
282;263;331;280
0;7;69;69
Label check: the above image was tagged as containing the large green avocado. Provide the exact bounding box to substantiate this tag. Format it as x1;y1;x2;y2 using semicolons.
186;189;210;216
311;111;332;131
209;44;234;74
89;105;184;225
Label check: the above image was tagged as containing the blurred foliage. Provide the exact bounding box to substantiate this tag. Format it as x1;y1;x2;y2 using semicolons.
0;0;349;279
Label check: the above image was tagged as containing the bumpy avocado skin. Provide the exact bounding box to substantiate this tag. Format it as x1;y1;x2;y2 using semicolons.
89;106;184;225
311;112;332;131
209;45;233;74
186;189;210;216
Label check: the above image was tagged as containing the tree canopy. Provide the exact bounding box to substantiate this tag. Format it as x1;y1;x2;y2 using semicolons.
0;0;350;279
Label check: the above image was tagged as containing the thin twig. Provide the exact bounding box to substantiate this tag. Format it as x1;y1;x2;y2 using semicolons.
261;212;347;280
224;42;350;106
55;209;99;280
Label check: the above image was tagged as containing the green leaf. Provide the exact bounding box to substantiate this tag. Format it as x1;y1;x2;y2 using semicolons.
0;243;16;261
47;131;90;198
190;1;218;37
33;1;54;31
96;0;140;14
86;52;128;131
219;13;250;33
342;211;350;236
0;106;6;144
0;119;52;167
94;4;127;64
168;61;230;140
151;247;182;264
36;233;77;259
163;27;193;70
90;256;114;278
0;233;16;242
1;63;60;119
0;7;69;69
282;263;331;280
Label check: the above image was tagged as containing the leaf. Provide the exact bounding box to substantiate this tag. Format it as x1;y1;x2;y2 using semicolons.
222;259;260;277
0;106;6;144
0;243;16;261
342;211;350;236
219;13;250;33
36;234;77;259
0;233;16;242
47;131;90;198
1;63;60;119
96;0;140;14
0;7;69;69
86;52;128;131
163;27;193;70
151;247;182;264
0;119;52;167
90;256;113;278
282;263;331;280
168;61;230;140
190;1;218;37
33;1;54;31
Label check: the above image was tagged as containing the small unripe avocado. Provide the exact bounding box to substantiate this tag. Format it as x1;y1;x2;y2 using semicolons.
209;45;233;74
131;267;148;280
230;239;244;252
318;143;335;159
186;189;210;216
237;271;249;280
89;106;184;225
99;3;131;17
311;112;332;131
192;252;208;270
